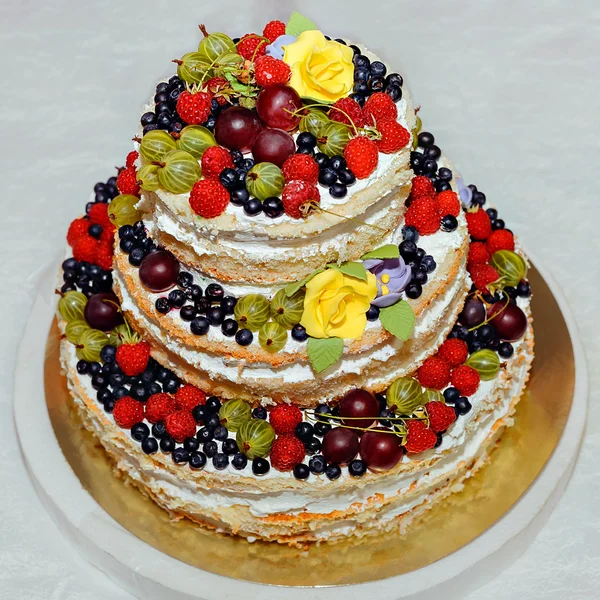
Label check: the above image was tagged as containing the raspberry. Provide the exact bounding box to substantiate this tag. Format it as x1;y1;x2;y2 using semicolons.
189;180;229;218
405;195;441;236
116;341;151;376
404;420;437;454
451;365;481;396
417;356;451;390
411;175;435;198
100;223;116;243
67;218;89;246
425;401;457;433
437;338;469;367
282;154;319;184
126;150;139;169
165;410;197;443
436;190;461;217
282;180;321;219
145;393;177;424
344;136;379;179
72;235;99;263
204;76;229;105
486;229;515;254
262;20;286;43
88;202;112;227
116;167;140;196
200;146;234;180
467;242;491;267
466;208;492;241
375;119;410;154
470;263;500;292
269;404;302;434
95;241;114;270
113;397;144;429
237;33;267;60
176;90;212;125
270;434;306;472
329;97;365;128
254;55;291;87
174;384;207;411
362;92;398;125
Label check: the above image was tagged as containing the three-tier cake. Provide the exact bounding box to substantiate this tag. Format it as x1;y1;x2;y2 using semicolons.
56;12;534;545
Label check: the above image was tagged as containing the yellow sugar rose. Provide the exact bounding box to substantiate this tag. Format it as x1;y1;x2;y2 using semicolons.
300;269;377;340
283;30;354;103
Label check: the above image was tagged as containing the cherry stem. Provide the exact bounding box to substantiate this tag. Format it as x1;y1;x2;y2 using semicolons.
467;293;511;332
308;202;387;233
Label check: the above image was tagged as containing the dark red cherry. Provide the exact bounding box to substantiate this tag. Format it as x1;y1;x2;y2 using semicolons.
359;429;404;472
459;298;486;328
84;293;124;331
214;107;262;152
339;389;380;429
138;250;180;292
489;302;528;342
256;84;303;131
321;427;359;465
252;128;295;166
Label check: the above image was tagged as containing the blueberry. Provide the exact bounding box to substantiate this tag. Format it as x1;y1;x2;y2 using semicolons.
353;55;370;69
366;305;380;321
314;403;331;422
229;150;243;166
369;60;386;78
119;238;134;254
349;44;361;55
166;289;185;308
326;464;342;480
338;168;356;186
309;455;326;475
369;76;385;92
296;147;314;157
385;84;402;102
222;438;239;456
230;188;250;206
211;453;228;470
244;198;263;216
113;386;129;400
350;92;366;107
378;408;395;427
517;281;531;297
252;406;267;420
492;218;505;230
441;214;458;232
478;324;496;343
183;436;200;452
472;191;487;206
186;284;203;301
417;132;435;148
206;307;225;326
405;282;422;299
498;342;514;359
295;422;314;443
131;422;150;442
421;255;436;273
435;180;452;192
151;422;166;438
454;397;472;416
424;144;441;160
262;196;284;218
314;153;330;169
221;318;238;337
410;152;424;170
130;383;148;401
399;240;418;262
413;269;428;285
293;464;310;480
235;328;253;346
197;426;214;443
386;73;403;88
291;324;308;342
217;167;237;190
171;448;189;464
205;283;224;302
313;421;332;437
319;167;338;186
160;435;175;453
329;155;346;171
190;317;210;336
304;437;322;455
423;158;438;174
98;344;115;364
189;451;207;470
129;247;145;267
252;457;270;476
213;426;228;441
443;387;460;404
204;416;220;433
348;459;367;477
141;437;158;454
91;374;107;391
486;208;498;221
328;183;347;199
297;132;317;149
163;377;180;394
353;81;369;96
103;398;116;412
401;225;419;243
195;298;210;314
232;452;248;470
154;297;170;314
203;440;218;458
206;396;221;414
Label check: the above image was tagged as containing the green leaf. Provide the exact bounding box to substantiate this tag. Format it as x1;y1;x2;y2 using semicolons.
379;300;415;341
327;262;368;281
284;268;324;297
307;337;344;373
361;244;400;260
286;11;318;36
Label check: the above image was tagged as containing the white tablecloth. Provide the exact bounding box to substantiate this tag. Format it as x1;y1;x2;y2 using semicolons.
1;1;598;598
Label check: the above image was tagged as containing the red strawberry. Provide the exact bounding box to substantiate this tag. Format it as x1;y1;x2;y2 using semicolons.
404;420;437;454
282;154;319;184
174;384;206;411
95;241;114;270
189;180;229;218
237;33;267;60
329;97;365;128
145;393;177;424
375;119;410;153
466;208;492;241
417;356;451;390
436;190;461;217
467;242;491;267
204;76;229;105
451;365;480;396
177;90;212;125
126;150;139;169
165;410;196;443
269;404;302;435
201;146;234;180
67;218;89;246
88;202;112;227
486;229;515;254
72;235;99;263
254;55;291;87
344;136;379;179
411;175;435;198
437;338;469;367
470;263;500;292
405;195;441;236
270;434;306;472
425;401;457;433
116;167;140;196
116;341;151;376
282;180;320;219
262;20;286;43
363;92;398;125
113;397;144;429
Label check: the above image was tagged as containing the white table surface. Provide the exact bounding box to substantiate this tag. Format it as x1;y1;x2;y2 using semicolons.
1;1;598;598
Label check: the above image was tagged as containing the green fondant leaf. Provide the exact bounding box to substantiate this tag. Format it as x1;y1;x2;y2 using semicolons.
379;300;415;341
307;337;344;373
361;244;401;260
284;268;324;297
327;261;368;281
286;11;318;37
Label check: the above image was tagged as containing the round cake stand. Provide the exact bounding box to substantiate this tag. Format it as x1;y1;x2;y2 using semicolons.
15;250;588;600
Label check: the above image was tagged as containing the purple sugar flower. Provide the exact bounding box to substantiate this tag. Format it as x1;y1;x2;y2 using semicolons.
456;176;473;207
266;34;297;60
363;257;412;308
